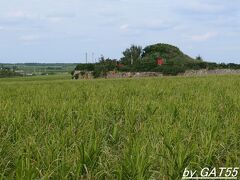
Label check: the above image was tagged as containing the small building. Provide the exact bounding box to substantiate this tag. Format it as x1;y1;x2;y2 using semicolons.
156;58;164;65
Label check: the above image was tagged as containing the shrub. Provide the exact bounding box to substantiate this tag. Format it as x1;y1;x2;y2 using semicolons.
75;64;95;71
162;66;186;75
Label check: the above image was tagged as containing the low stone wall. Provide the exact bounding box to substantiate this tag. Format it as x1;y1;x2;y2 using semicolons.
106;72;163;78
73;71;93;79
73;69;240;79
183;69;240;76
107;69;240;78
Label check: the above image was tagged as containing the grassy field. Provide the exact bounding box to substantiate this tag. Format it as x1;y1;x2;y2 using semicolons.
0;63;77;76
0;75;240;179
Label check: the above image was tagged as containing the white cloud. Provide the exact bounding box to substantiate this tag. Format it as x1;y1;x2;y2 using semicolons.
19;34;41;42
0;0;239;63
44;12;76;23
0;25;25;32
45;17;63;23
185;2;225;13
120;24;129;31
5;10;32;19
189;32;218;42
137;19;175;31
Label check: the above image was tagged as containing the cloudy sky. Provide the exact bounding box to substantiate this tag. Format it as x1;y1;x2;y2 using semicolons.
0;0;239;63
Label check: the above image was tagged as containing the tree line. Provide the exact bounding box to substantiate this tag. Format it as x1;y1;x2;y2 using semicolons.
74;44;240;78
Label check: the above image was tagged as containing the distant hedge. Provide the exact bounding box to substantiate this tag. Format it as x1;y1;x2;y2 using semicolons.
0;70;22;78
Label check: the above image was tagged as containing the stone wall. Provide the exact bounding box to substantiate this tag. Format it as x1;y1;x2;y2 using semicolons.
106;71;163;78
73;71;93;79
73;69;240;79
183;69;240;76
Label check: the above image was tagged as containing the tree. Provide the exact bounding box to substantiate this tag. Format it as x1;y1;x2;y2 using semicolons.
92;56;118;78
141;43;194;65
98;56;118;71
196;55;203;61
120;45;142;65
75;63;95;71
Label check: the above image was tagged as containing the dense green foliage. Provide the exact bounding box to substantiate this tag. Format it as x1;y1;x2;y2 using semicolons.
75;64;95;71
0;69;22;78
120;45;143;65
75;58;119;78
0;75;240;179
141;43;197;65
74;43;240;77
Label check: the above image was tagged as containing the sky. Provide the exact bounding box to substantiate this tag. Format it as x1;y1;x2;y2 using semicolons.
0;0;239;63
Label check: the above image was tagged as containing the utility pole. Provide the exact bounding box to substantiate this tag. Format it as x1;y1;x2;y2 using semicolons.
131;53;133;65
92;52;94;63
85;52;88;64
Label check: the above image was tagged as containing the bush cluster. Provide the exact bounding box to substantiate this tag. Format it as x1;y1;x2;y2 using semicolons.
0;69;22;78
74;43;240;77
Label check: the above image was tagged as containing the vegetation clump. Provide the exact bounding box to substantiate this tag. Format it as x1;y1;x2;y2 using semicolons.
0;67;22;78
74;43;240;77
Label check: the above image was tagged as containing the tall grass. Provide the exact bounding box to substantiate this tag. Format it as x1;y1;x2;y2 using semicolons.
0;75;240;179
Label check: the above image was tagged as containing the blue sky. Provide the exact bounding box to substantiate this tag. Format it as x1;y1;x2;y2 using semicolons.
0;0;239;63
